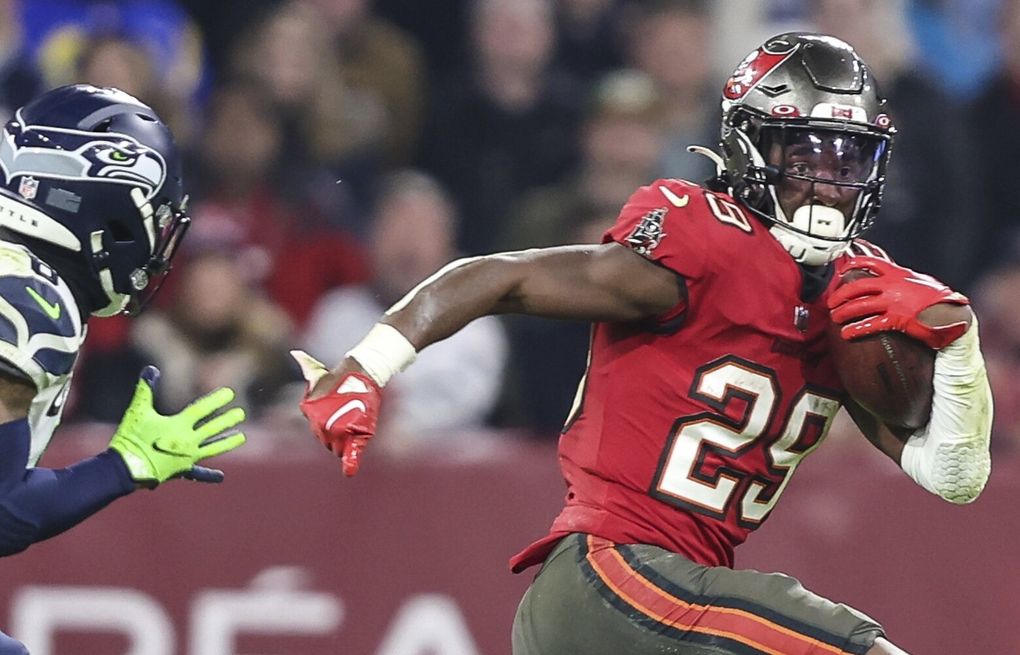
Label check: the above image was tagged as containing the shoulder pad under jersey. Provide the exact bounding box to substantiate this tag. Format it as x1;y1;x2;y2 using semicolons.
846;239;892;261
0;242;83;390
604;179;758;279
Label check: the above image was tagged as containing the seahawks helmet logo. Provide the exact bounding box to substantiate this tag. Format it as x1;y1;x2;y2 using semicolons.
0;122;167;200
80;141;166;196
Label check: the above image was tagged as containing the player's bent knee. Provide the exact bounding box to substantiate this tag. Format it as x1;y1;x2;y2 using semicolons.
867;636;910;655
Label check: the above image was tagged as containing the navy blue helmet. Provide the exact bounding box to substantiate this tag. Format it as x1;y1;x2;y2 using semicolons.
0;84;190;316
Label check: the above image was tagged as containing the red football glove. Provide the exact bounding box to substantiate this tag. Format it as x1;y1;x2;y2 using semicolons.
291;350;382;476
827;257;970;349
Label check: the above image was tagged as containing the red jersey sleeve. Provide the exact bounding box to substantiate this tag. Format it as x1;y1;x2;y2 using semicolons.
603;179;712;281
603;179;722;324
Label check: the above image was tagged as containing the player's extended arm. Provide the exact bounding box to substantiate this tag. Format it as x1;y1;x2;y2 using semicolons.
387;244;681;345
830;257;992;504
293;244;682;474
0;366;246;557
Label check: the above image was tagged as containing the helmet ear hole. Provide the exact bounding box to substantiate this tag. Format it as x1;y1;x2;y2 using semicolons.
108;220;135;243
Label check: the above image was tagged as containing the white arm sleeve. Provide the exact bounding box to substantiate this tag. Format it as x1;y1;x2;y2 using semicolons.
900;321;993;504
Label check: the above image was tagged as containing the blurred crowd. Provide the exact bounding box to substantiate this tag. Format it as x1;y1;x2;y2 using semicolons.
3;0;1019;459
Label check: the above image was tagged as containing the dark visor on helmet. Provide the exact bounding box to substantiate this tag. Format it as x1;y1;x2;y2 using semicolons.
760;126;888;189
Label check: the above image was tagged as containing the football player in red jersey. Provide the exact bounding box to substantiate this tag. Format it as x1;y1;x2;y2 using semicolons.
292;33;992;655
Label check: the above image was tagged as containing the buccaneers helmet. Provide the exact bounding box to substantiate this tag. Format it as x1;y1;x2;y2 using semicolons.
0;84;190;316
718;33;894;265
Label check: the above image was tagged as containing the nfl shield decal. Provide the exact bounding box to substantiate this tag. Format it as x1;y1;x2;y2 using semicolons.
18;175;38;200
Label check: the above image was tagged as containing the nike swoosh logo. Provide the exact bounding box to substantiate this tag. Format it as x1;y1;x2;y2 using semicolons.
658;186;689;207
325;399;367;431
337;376;369;394
25;286;60;319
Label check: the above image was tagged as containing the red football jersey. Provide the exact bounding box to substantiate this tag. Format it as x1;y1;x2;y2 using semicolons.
511;179;871;572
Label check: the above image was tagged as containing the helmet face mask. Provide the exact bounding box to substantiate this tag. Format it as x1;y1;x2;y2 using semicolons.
0;85;190;316
762;123;887;251
122;197;190;316
719;33;894;266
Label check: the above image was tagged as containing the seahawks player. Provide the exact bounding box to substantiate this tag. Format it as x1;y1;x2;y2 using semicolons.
293;34;991;655
0;86;246;654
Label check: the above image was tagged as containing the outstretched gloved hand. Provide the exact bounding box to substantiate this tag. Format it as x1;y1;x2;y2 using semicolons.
291;350;382;477
109;366;247;486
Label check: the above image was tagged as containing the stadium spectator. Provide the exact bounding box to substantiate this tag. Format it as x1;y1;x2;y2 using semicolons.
302;0;428;165
77;246;298;424
185;80;370;328
76;35;158;100
903;0;1002;102
229;0;385;227
18;0;206;129
970;263;1020;456
301;170;507;454
624;0;718;184
553;0;629;84
374;0;469;78
970;0;1020;286
0;0;42;123
176;0;276;77
417;0;584;255
502;68;665;250
73;33;195;146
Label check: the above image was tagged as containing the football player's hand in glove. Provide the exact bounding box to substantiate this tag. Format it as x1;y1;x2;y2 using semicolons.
828;256;971;349
109;366;247;487
290;350;382;477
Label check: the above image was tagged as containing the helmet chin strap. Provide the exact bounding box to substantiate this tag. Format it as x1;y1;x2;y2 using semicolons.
88;230;131;317
92;277;130;317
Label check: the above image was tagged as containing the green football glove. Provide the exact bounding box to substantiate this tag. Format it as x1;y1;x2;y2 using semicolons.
109;366;247;486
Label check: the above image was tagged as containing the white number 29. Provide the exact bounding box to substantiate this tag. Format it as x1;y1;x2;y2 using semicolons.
651;357;840;526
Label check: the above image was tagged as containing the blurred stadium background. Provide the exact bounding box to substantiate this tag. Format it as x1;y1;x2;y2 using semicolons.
0;0;1018;652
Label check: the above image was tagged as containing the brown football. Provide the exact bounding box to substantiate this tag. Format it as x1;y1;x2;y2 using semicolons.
827;269;970;430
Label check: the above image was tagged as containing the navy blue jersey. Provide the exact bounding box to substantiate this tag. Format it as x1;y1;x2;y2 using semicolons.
0;240;84;463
